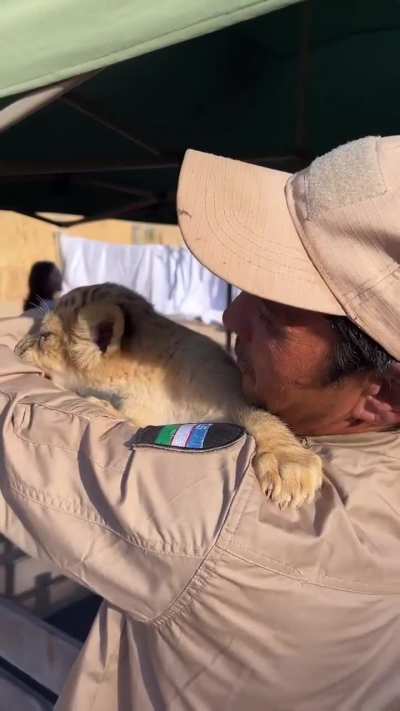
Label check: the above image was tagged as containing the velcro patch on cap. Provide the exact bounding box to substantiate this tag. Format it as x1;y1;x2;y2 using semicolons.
132;423;244;451
307;136;386;219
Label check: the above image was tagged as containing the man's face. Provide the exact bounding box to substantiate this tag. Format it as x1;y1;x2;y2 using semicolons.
223;293;370;436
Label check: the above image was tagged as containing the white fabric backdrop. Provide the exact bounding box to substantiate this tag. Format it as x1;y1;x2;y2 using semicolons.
59;234;238;324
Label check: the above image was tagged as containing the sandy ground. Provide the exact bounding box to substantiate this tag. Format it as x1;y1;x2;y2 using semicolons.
175;318;228;348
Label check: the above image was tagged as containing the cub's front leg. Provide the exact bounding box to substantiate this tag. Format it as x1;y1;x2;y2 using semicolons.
236;407;323;509
84;396;122;417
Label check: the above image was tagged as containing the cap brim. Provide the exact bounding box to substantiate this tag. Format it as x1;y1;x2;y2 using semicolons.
177;149;344;316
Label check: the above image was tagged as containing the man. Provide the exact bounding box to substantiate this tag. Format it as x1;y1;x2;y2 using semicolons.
0;135;400;710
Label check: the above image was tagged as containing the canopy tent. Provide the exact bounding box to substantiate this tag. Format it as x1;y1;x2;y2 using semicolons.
0;0;399;226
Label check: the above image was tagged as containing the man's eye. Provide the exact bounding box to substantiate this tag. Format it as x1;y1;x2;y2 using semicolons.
38;333;52;348
258;308;282;336
259;308;273;326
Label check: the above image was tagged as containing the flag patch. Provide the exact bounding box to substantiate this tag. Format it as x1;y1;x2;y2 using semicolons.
132;422;244;451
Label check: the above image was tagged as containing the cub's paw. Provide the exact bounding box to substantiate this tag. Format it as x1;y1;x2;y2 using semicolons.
253;446;323;509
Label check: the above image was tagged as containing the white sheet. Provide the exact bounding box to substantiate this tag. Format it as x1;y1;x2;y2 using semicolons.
59;234;237;324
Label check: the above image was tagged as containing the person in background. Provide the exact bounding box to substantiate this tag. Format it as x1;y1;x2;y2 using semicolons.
23;260;62;311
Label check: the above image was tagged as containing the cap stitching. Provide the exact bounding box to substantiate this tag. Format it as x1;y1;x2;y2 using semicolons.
204;185;323;285
288;178;399;319
285;176;343;305
342;263;400;308
210;166;313;269
214;176;306;264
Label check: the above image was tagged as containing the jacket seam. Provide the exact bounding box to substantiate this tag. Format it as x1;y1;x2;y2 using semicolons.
0;390;12;404
5;397;122;423
220;538;306;579
151;461;256;628
13;427;128;472
5;479;205;559
221;546;400;597
89;609;124;709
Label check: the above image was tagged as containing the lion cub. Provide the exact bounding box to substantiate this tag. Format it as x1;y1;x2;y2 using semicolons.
16;283;322;508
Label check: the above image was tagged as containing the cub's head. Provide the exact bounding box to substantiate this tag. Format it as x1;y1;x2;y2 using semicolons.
15;283;153;389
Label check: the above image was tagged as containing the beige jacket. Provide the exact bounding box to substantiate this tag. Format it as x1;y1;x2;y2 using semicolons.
0;315;400;711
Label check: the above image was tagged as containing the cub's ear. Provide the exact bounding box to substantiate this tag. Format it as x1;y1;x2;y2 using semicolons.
76;303;125;356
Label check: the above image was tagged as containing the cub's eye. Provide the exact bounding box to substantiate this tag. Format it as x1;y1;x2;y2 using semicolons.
38;332;52;348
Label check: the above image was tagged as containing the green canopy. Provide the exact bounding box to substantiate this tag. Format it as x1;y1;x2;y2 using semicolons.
0;0;399;225
1;0;299;97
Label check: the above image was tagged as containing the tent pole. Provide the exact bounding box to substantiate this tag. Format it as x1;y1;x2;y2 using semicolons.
295;0;313;156
19;197;160;227
72;177;154;199
0;71;97;134
57;197;159;225
61;94;161;157
0;154;305;178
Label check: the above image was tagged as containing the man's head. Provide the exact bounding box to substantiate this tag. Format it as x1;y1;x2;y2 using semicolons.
223;293;395;435
177;136;400;436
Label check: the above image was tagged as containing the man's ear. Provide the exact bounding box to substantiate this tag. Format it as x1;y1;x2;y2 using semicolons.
352;365;400;428
76;303;125;356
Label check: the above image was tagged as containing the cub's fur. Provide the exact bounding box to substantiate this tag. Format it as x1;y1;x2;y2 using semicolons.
16;283;322;508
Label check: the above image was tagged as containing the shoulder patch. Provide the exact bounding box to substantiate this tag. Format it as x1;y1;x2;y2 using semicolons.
132;423;244;451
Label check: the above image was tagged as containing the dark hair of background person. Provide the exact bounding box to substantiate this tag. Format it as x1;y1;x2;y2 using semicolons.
23;261;63;311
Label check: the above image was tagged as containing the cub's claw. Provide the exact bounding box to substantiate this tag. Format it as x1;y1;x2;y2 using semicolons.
254;447;323;509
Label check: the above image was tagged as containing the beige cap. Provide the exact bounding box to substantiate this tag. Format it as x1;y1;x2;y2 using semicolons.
177;136;400;359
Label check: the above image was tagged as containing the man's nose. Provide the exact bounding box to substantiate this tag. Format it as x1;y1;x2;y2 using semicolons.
223;292;254;341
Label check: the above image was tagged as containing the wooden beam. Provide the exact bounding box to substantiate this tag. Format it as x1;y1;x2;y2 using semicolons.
0;596;81;695
0;668;53;711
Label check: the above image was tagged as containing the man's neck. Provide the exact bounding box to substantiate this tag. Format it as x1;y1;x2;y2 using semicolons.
296;420;389;437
